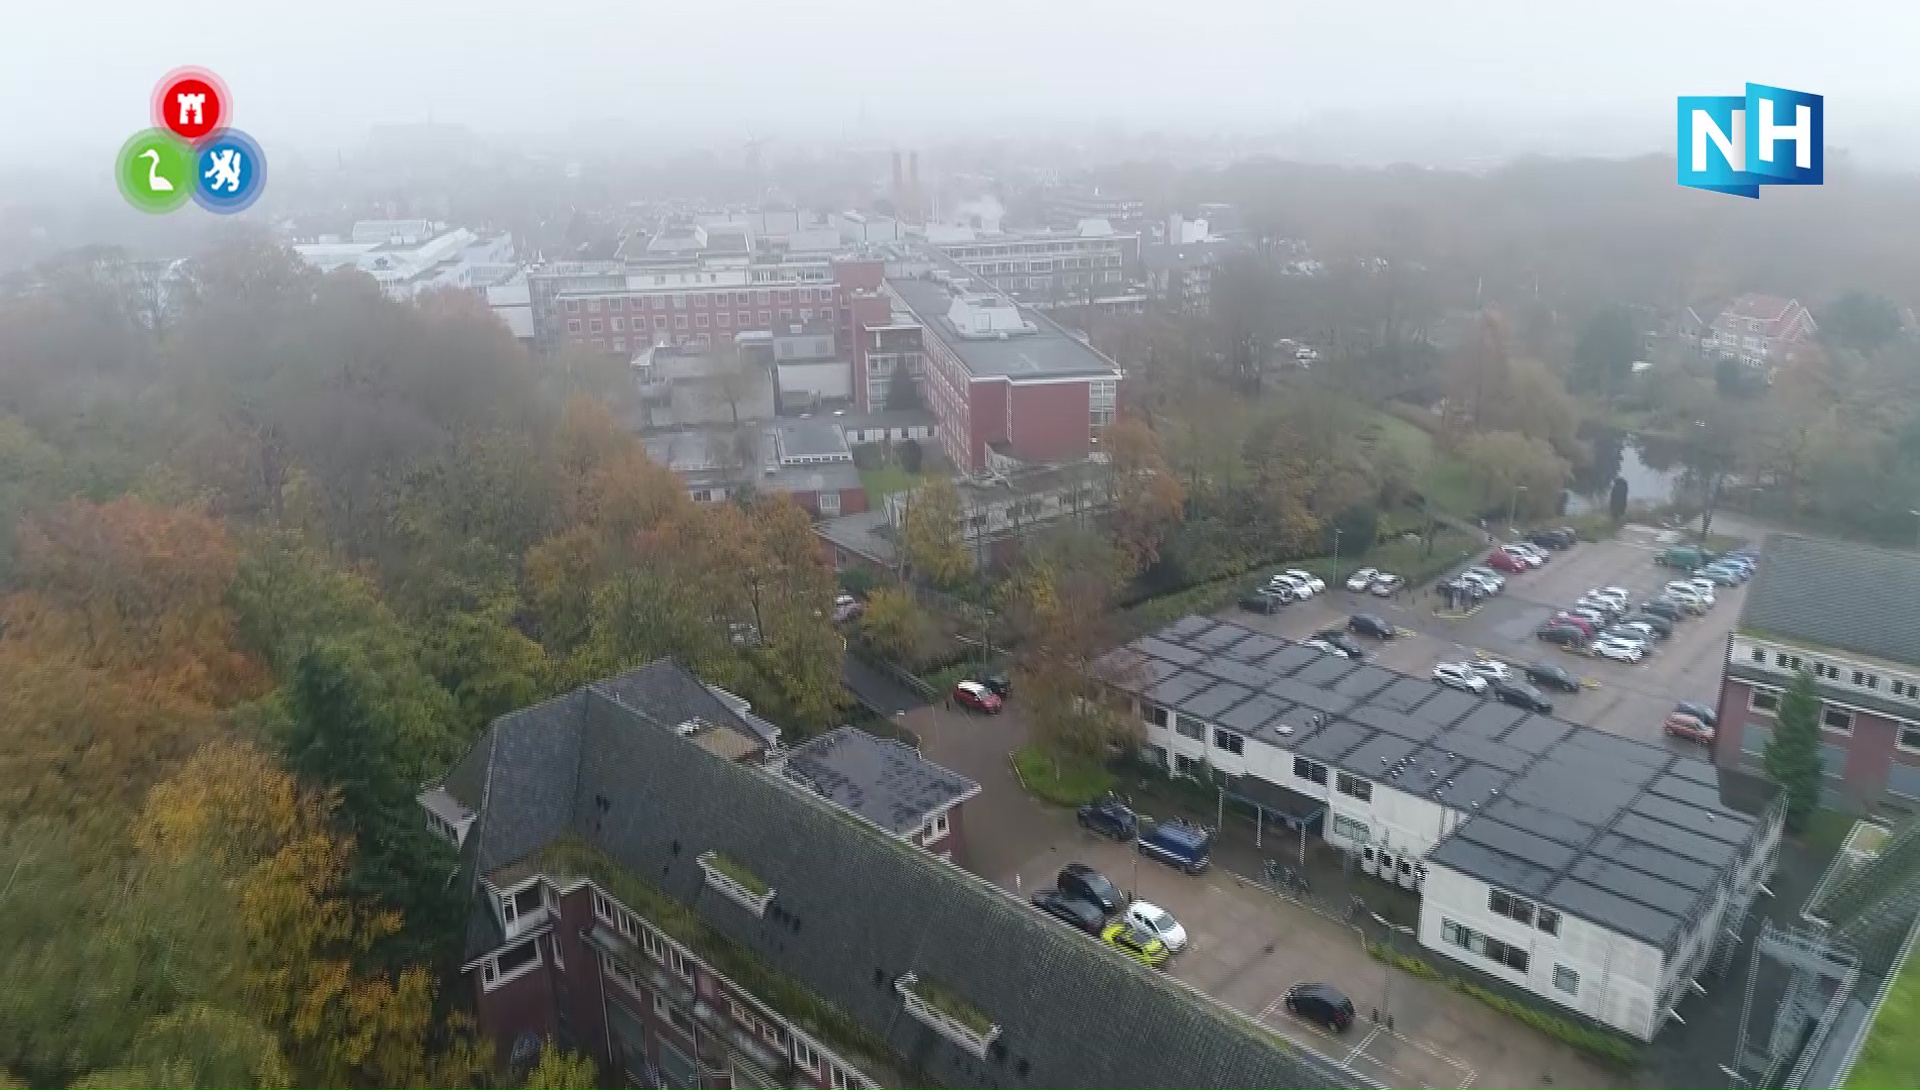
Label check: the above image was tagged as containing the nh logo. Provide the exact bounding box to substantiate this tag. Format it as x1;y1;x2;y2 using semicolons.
1678;84;1823;198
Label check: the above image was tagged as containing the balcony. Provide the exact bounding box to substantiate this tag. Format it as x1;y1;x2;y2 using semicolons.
894;972;999;1059
698;851;776;917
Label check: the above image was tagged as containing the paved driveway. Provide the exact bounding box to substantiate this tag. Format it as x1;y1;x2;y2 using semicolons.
1227;525;1746;750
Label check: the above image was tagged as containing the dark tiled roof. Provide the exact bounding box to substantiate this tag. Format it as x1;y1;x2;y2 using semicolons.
1101;616;1769;950
780;726;979;835
1741;533;1920;667
450;659;1357;1089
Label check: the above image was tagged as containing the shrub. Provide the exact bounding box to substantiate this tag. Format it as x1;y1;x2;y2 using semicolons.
1011;745;1114;807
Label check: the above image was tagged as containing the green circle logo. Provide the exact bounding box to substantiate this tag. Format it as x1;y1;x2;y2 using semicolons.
115;130;194;213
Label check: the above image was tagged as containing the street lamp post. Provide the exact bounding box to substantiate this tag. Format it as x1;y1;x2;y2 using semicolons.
1508;484;1527;535
1368;911;1417;1031
1331;528;1343;591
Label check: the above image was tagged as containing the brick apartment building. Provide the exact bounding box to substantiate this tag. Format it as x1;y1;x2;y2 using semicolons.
1714;534;1920;811
419;658;1355;1089
879;267;1121;472
1697;294;1818;367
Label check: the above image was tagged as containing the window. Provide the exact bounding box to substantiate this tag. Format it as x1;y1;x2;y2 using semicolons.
817;491;840;516
481;939;541;991
1175;719;1203;741
693;294;708;308
793;1039;820;1075
589;319;602;333
1554;965;1580;995
1823;708;1854;734
548;932;564;969
1332;814;1370;843
1899;725;1920;753
601;950;644;998
588;300;602;313
1537;907;1561;936
1213;729;1244;755
1145;704;1169;728
670;947;695;983
672;294;685;309
610;317;623;332
592;891;614;925
1294;757;1328;785
501;884;543;924
1815;662;1841;681
1336;773;1373;802
1441;919;1530;974
1489;889;1537;927
1894;680;1919;700
1749;646;1766;663
1776;652;1803;670
567;319;581;334
717;311;730;327
1750;688;1780;713
564;299;579;313
738;311;750;325
1175;754;1204;778
613;338;625;352
673;315;687;330
695;314;708;328
925;811;950;842
654;317;667;330
1854;670;1879;688
829;1065;852;1090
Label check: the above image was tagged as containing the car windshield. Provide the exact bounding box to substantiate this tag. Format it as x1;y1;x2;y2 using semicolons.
1142;909;1172;930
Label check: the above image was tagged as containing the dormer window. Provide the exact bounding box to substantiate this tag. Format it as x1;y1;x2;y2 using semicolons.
895;972;998;1059
697;852;775;917
500;883;546;933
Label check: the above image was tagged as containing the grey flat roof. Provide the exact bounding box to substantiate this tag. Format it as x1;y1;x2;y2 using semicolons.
780;726;979;835
886;276;1119;382
1741;533;1920;667
1098;616;1769;950
773;419;853;462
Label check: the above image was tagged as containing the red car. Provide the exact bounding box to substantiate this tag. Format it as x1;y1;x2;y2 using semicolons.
1548;612;1598;636
1485;550;1528;573
1664;712;1714;744
954;680;1003;714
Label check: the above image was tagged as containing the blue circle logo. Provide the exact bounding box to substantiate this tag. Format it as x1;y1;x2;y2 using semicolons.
192;128;266;214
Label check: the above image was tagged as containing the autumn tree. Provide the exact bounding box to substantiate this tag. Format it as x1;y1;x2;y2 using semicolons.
1000;560;1141;764
859;586;935;668
1457;430;1569;519
1102;416;1187;574
900;476;971;588
524;1039;598;1090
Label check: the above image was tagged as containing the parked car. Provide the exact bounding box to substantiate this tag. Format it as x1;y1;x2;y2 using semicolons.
1370;573;1404;597
1682;578;1719;600
1491;678;1554;714
1030;889;1108;935
1499;544;1544;569
1465;658;1513;683
1638;598;1687;622
1284;983;1356;1032
1592;635;1647;663
1621;612;1673;639
1664;711;1714;744
1612;620;1663;642
1674;701;1719;727
1101;921;1170;968
1268;573;1311;599
1303;638;1342;657
1699;565;1744;586
1486;550;1529;573
1573;598;1621;621
1348;613;1396;640
979;674;1012;698
1567;607;1612;628
1057;863;1125;913
1284;569;1327;595
953;680;1003;713
1433;662;1490;694
1123;901;1189;953
1526;661;1583;693
1507;541;1550;564
1076;796;1137;840
832;594;864;623
1656;545;1712;570
1239;589;1287;615
1460;567;1506;593
1528;527;1578;549
1314;630;1368;659
1662;585;1711;614
1536;623;1590;649
1136;817;1212;874
1549;612;1598;636
1345;567;1381;592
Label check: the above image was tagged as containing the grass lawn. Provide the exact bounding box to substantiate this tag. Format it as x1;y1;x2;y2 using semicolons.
1419;456;1484;519
1848;950;1920;1088
859;465;920;507
1012;745;1114;808
1371;408;1436;465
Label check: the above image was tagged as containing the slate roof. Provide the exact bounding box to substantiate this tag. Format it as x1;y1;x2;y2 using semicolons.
444;658;1358;1089
1099;616;1772;951
779;726;980;836
1741;533;1920;668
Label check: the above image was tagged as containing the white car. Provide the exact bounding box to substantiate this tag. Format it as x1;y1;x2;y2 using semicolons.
1575;596;1621;618
1683;578;1719;600
1433;662;1490;694
1461;568;1506;593
1370;573;1403;597
1500;545;1544;568
1615;620;1661;641
1125;901;1189;953
1284;569;1328;596
1592;635;1646;663
1269;573;1311;599
1466;658;1513;683
1663;584;1710;612
1346;567;1381;593
1588;587;1631;608
1303;638;1342;656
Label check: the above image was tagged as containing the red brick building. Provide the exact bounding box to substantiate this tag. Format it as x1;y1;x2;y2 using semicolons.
1699;294;1817;368
881;269;1120;472
1713;534;1920;811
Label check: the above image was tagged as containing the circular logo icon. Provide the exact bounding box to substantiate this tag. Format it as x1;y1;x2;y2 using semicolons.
152;66;230;142
115;130;195;213
192;129;266;214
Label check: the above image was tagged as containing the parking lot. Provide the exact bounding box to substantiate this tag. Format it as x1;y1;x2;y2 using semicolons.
1002;831;1620;1089
1229;524;1745;751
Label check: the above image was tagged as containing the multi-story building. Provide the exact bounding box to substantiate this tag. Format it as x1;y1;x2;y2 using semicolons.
926;221;1137;313
1700;294;1818;367
1713;534;1920;811
883;267;1122;472
1039;185;1144;230
1140;239;1245;315
1102;615;1783;1041
294;219;517;300
526;257;845;357
776;725;978;864
424;657;1358;1089
642;419;868;519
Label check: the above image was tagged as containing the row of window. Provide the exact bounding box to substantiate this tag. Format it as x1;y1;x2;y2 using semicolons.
1488;888;1562;936
1749;646;1920;703
1747;685;1920;748
480;937;544;991
592;890;695;984
1441;918;1530;974
1336;772;1372;803
568;307;815;335
563;288;833;313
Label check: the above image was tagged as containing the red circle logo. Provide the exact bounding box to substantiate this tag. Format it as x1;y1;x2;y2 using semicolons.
152;67;229;142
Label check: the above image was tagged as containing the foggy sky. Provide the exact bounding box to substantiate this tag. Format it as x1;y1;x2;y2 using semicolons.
8;0;1920;164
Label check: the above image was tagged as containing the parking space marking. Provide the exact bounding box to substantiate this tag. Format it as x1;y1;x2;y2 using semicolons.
1345;1024;1383;1064
1259;995;1479;1089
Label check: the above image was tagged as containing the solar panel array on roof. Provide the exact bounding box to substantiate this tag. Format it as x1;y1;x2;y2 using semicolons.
1093;614;1771;951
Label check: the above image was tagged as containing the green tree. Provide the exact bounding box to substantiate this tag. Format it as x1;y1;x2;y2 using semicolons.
1763;670;1824;832
1608;477;1629;523
1571;307;1638;397
1457;430;1570;517
1822;291;1902;354
858;587;934;668
886;364;922;412
524;1039;598;1090
900;477;970;588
